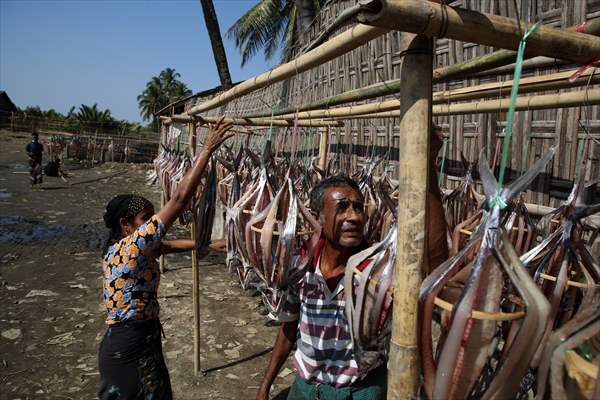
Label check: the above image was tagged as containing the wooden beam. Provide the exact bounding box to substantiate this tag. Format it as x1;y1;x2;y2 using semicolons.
322;88;600;120
186;24;388;115
358;0;600;64
388;32;432;399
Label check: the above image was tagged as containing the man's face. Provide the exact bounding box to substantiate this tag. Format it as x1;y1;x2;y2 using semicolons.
319;186;365;249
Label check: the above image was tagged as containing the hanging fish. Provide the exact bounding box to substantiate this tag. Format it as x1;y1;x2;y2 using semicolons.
419;148;555;400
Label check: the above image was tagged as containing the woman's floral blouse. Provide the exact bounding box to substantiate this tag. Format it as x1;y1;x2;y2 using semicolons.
102;215;165;325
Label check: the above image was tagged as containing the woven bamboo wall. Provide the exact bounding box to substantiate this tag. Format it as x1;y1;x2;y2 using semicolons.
181;0;600;207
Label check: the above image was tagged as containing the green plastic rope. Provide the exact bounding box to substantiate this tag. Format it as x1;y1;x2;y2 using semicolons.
497;22;541;190
490;22;541;209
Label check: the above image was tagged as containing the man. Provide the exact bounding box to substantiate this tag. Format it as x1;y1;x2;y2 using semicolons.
256;127;448;400
26;132;44;186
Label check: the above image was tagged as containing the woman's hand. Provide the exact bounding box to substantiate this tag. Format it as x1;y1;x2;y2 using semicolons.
201;117;234;155
157;117;234;231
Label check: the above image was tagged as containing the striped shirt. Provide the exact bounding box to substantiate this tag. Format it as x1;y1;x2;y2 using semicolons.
278;240;366;387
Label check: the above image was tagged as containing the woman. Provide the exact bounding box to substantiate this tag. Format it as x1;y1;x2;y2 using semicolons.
98;119;233;399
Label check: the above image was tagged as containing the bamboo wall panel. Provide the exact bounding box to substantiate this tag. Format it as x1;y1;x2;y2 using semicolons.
178;0;600;207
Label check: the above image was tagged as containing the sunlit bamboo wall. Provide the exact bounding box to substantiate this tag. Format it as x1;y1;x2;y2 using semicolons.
182;0;600;207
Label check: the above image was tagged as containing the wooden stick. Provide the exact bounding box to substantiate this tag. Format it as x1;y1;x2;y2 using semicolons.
186;24;388;115
358;0;600;64
388;33;431;399
318;127;329;171
538;273;600;289
433;297;525;321
189;121;201;376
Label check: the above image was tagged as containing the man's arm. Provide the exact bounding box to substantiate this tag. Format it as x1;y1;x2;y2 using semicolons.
256;320;298;400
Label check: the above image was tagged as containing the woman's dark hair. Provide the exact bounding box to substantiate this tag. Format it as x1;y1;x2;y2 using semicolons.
309;175;362;215
103;194;152;251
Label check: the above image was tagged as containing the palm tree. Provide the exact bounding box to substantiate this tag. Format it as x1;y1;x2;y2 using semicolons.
137;68;192;129
226;0;324;66
75;103;114;133
200;0;233;89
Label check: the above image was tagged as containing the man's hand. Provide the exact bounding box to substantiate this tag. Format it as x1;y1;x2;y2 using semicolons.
201;117;234;155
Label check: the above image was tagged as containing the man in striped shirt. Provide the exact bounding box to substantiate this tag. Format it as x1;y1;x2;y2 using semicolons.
257;175;385;399
257;127;448;400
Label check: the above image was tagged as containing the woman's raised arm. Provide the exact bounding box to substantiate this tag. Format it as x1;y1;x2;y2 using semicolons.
157;118;234;230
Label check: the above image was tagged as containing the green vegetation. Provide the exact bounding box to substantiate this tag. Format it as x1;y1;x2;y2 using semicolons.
9;104;146;138
226;0;325;66
137;68;192;129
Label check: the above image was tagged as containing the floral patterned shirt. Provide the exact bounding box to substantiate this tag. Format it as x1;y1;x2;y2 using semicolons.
102;215;165;325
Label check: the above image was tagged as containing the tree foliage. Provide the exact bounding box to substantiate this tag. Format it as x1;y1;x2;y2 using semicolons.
225;0;325;66
137;68;192;129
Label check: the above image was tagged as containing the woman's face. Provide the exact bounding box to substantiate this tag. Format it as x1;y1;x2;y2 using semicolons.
120;205;154;236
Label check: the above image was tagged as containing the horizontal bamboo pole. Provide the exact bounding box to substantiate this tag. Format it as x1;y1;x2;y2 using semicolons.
323;88;600;120
273;69;600;120
161;115;342;127
433;88;600;115
358;0;600;64
186;24;388;115
196;116;343;127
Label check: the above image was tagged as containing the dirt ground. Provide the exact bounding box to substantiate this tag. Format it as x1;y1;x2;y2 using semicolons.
0;132;295;399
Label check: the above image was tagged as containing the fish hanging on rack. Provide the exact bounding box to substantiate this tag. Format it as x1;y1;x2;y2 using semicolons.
344;211;397;375
250;172;321;317
418;148;555;400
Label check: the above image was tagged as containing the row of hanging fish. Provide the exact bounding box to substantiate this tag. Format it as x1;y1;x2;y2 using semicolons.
419;145;600;400
151;124;599;399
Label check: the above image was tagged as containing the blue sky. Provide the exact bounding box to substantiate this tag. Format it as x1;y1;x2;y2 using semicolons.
0;0;280;123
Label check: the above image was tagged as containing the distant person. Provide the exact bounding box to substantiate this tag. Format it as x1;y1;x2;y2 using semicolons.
25;132;44;186
44;156;67;182
97;118;233;400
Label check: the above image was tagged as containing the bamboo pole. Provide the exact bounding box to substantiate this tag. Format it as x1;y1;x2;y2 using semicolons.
241;18;600;119
318;127;329;170
189;121;201;376
159;123;166;273
161;114;344;128
196;116;343;127
186;24;388;115
358;0;600;64
388;33;432;400
321;88;600;120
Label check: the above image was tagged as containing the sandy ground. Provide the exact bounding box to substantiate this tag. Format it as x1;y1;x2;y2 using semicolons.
0;132;294;399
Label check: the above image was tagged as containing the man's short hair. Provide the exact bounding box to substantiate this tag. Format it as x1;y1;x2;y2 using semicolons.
309;175;362;215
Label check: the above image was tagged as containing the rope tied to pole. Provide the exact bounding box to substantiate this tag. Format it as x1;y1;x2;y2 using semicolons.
489;22;541;210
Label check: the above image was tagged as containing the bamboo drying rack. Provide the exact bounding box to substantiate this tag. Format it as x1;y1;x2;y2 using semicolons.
154;0;600;394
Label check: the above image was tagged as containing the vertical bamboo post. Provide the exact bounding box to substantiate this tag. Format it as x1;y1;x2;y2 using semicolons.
159;123;166;273
318;126;329;171
189;121;201;376
388;33;432;400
